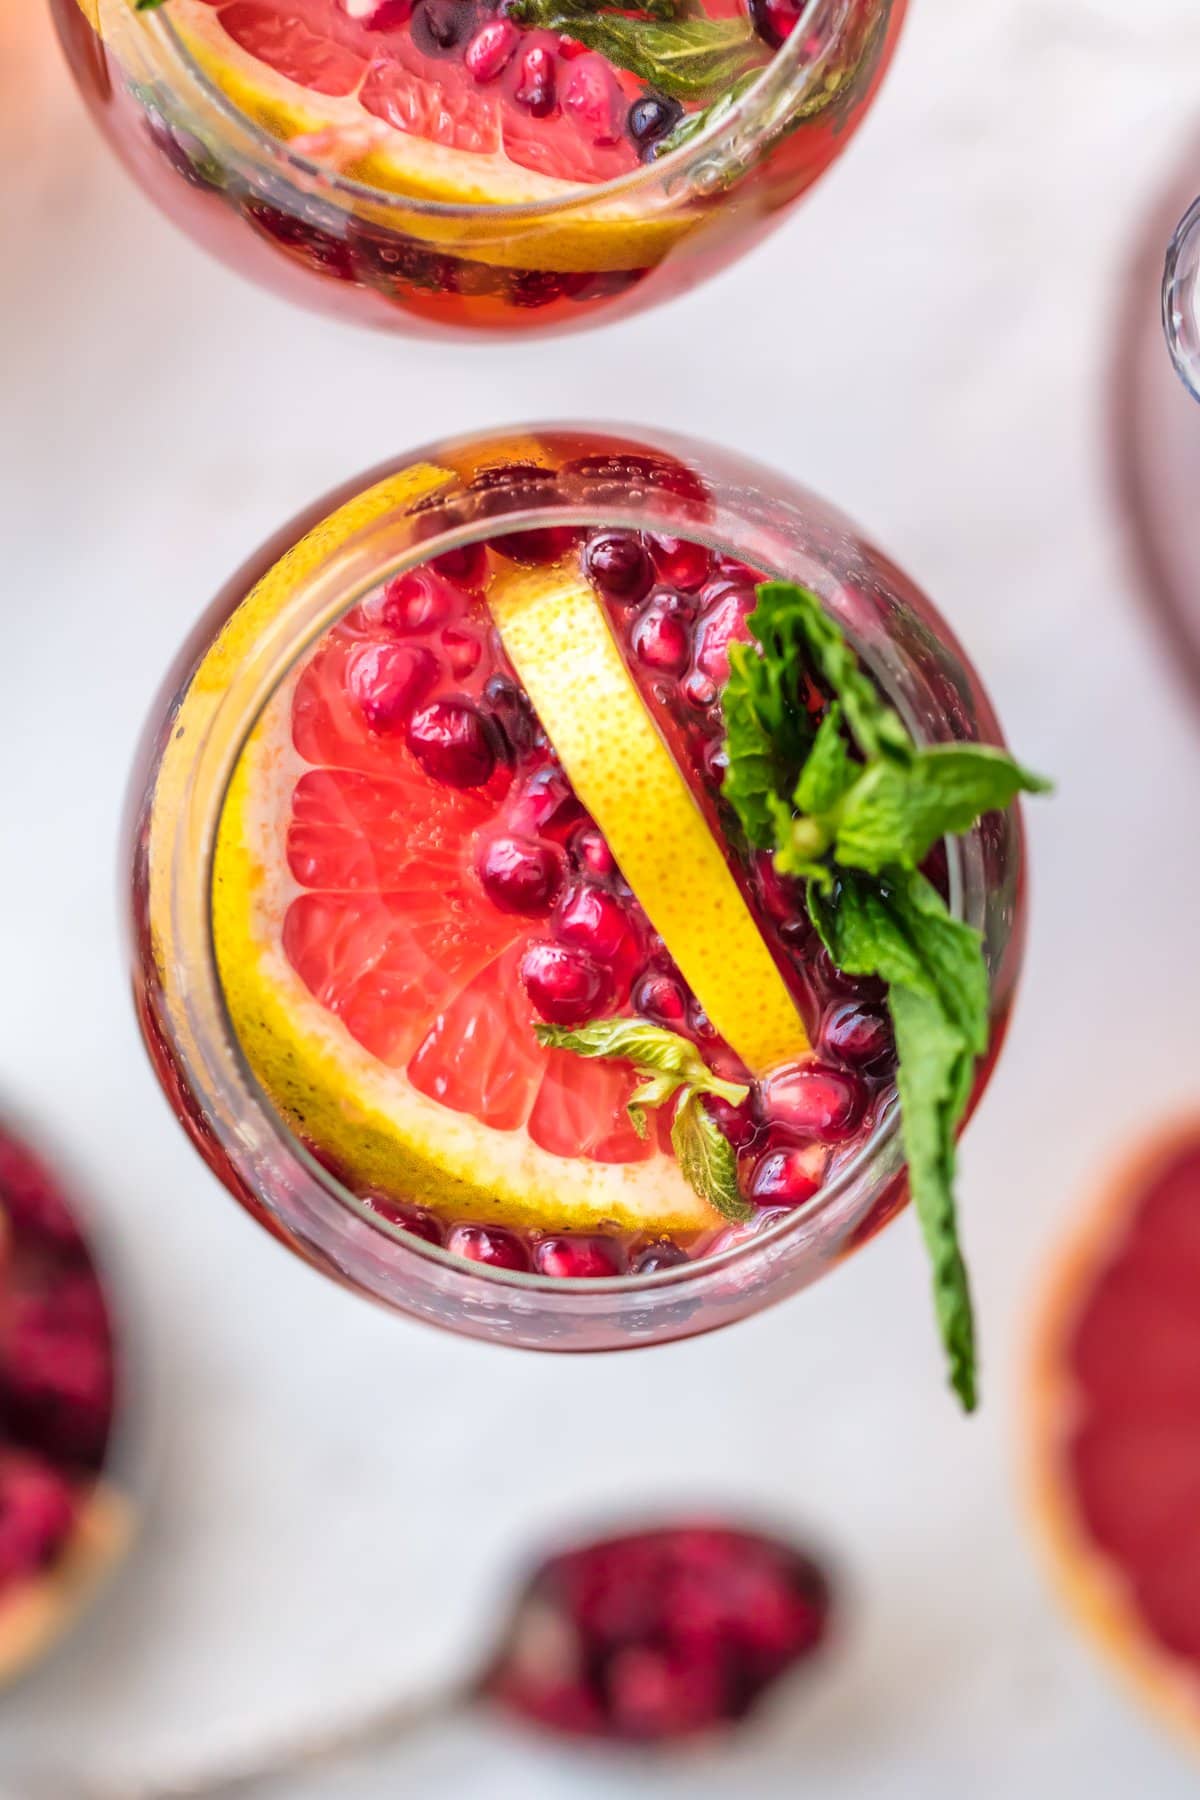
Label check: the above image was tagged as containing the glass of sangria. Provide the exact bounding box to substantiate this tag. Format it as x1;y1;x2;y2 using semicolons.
127;424;1034;1391
52;0;904;337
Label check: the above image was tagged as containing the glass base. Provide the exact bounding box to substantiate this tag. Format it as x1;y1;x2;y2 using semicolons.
1112;135;1200;704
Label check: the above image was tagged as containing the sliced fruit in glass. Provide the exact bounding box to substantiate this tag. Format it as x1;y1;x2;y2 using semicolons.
128;425;1030;1371
52;0;905;337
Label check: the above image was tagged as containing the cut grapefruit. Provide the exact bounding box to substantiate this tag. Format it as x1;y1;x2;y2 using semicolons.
1027;1118;1200;1745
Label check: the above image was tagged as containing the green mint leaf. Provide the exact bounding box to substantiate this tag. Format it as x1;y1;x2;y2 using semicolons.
753;583;912;765
671;1093;752;1224
888;983;978;1410
721;593;818;846
809;866;986;1407
793;702;855;816
834;745;1051;876
627;1070;688;1137
509;1;759;100
534;1017;747;1104
655;68;760;156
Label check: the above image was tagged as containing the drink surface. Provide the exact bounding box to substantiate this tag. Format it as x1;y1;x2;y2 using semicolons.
211;516;900;1279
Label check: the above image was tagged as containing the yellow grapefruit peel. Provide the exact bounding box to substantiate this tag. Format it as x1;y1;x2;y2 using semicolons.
489;561;810;1077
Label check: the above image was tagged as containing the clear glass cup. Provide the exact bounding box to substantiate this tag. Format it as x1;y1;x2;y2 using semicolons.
52;0;905;338
1112;136;1200;705
127;423;1027;1351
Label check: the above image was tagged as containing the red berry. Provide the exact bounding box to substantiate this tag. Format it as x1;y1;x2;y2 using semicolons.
508;764;584;840
554;883;641;983
701;1092;758;1151
478;834;564;916
753;850;805;925
429;543;488;587
534;1235;627;1278
583;531;653;603
648;535;711;593
632;602;690;674
465;17;518;80
493;525;576;565
376;569;457;635
483;674;538;762
758;1063;866;1140
514;43;557;115
346;642;438;732
680;669;716;710
694;586;754;682
747;1143;823;1209
407;698;496;787
748;0;803;47
447;1224;531;1271
631;1240;689;1274
633;972;688;1029
572;824;616;879
521;941;613;1025
362;1194;445;1245
819;1001;895;1075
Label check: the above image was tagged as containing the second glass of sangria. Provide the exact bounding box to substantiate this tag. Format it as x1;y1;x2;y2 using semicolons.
128;426;1038;1403
53;0;904;336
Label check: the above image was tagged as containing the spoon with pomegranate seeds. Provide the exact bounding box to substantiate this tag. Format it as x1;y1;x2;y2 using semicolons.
50;1520;833;1797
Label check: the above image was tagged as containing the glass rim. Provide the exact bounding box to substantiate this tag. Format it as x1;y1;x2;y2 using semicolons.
138;0;853;222
154;425;998;1307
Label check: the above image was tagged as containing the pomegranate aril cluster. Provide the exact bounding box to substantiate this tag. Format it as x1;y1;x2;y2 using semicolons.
0;1125;119;1593
486;1522;833;1743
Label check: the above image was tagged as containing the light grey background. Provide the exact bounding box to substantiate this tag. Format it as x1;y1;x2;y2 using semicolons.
3;0;1200;1792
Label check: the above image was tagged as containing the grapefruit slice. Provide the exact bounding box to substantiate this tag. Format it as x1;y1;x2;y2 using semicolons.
1027;1119;1200;1746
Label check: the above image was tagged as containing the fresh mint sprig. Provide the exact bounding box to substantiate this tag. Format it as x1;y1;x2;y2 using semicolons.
722;581;1049;1411
534;1019;752;1223
509;0;761;102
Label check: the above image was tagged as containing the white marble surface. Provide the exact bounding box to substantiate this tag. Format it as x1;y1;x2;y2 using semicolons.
4;0;1200;1793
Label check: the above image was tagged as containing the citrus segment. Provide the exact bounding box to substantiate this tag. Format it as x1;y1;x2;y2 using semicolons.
1028;1120;1200;1747
488;562;810;1077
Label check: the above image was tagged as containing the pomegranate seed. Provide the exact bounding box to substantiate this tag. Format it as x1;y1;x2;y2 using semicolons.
814;947;887;1005
493;525;577;565
628;94;682;153
535;1235;627;1278
694;587;755;682
747;1142;823;1209
748;0;803;47
407;698;496;787
508;764;584;840
759;1063;866;1140
447;1224;531;1271
632;602;690;674
634;972;688;1029
680;670;716;710
554;882;640;980
514;43;557;116
346;642;438;732
819;1001;895;1075
701;737;729;785
562;53;622;146
701;1092;758;1151
648;535;711;593
583;531;653;603
430;543;488;588
566;824;612;878
631;1240;689;1274
362;1194;444;1244
478;834;564;916
483;674;539;762
465;17;519;80
441;626;482;677
521;941;613;1025
378;569;456;634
